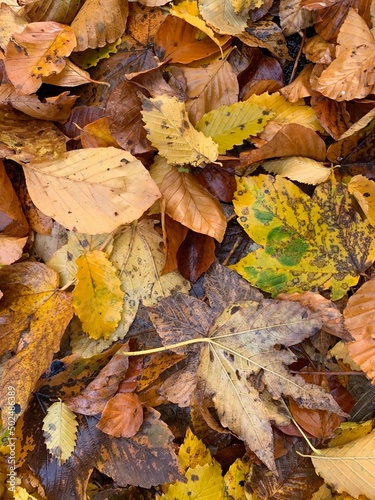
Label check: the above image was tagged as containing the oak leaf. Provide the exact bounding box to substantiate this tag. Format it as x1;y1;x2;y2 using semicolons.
0;262;73;427
230;174;375;300
73;250;124;340
42;401;78;465
5;21;76;95
140;94;219;167
316;9;375;101
23;147;161;234
150;156;226;242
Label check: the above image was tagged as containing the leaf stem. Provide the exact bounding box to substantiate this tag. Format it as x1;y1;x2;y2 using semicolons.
121;337;212;356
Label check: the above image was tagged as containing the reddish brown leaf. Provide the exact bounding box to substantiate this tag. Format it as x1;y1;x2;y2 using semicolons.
193;162;237;203
311;94;351;139
0;160;29;237
161;214;189;275
315;0;371;41
97;393;144;438
177;230;216;283
240;54;284;101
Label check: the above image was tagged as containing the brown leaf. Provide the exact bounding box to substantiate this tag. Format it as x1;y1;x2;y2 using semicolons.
137;351;185;391
0;4;28;51
237;20;291;60
280;65;316;102
71;0;128;51
310;94;351;140
65;344;130;415
0;160;29;237
97;393;144;438
80;117;121;149
177;230;215;282
161;214;189;275
107;82;152;154
0;234;28;265
0;262;73;426
240;123;326;170
240;54;284;101
5;21;76;95
58;105;106;139
315;0;371;41
194;162;237;203
20;0;84;24
345;278;375;383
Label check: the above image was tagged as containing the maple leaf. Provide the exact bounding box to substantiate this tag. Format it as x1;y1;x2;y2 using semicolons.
146;264;345;472
230;174;375;300
140;94;219;167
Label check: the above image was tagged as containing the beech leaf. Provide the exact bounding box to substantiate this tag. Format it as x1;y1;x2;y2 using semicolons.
348;174;375;227
96;393;144;438
261;157;331;185
198;0;250;35
230;174;375;300
23;147;161;234
42;401;78;465
140;94;219;167
72;250;124;340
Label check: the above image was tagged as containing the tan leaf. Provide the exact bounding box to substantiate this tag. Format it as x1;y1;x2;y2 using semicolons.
150;156;226;242
71;0;128;51
23;147;161;234
0;3;28;51
0;160;29;237
198;0;250;35
279;0;316;36
261;157;331;185
0;262;73;426
5;21;76;95
20;0;83;24
280;65;316;102
303;34;335;64
348;175;375;227
42;59;108;87
0;234;28;265
96;393;144;438
316;8;375;101
345;278;375;383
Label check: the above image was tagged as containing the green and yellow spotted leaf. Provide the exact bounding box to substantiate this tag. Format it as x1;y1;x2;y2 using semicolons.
230;174;375;300
196;101;275;154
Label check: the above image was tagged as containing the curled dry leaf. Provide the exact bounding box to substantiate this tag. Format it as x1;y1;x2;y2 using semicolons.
23;147;161;234
5;21;76;95
344;278;375;383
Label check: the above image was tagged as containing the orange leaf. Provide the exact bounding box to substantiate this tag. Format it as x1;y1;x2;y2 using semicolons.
96;393;144;438
0;160;29;237
5;21;76;95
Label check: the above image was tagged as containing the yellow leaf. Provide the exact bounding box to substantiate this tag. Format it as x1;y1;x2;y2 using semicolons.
223;457;252;500
161;462;224;499
348;174;375;227
245;92;324;133
230;174;375;300
23;147;161;234
316;9;375;101
178;429;214;472
196;101;274;154
5;21;76;95
42;400;78;465
141;94;219;167
73;250;123;340
47;231;114;287
150;156;226;242
198;0;250;35
0;4;28;51
0;262;73;427
71;220;190;356
328;421;374;448
262;157;331;185
311;430;375;499
170;0;225;55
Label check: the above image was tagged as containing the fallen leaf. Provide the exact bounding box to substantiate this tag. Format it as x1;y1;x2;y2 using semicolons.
279;0;316;36
20;0;83;24
261;157;331;185
198;0;250;35
97;393;144;438
23;147;161;234
0;160;29;237
230;174;375;299
150;156;226;242
237;20;291;60
177;230;215;282
0;234;28;265
5;21;76;95
42;400;78;465
42;59;107;87
223;456;252;499
70;0;128;51
348;174;375;226
344;278;375;384
73;250;124;340
316;9;375;101
310;94;352;140
0;4;28;51
196;101;274;154
80;117;120;149
140;94;219;167
0;262;73;426
311;430;375;499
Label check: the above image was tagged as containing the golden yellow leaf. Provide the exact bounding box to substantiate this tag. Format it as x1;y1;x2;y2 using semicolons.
71;0;128;51
316;9;375;101
328;421;374;449
348;174;375;227
140;94;219;167
5;21;76;95
230;174;375;300
42;400;78;465
73;250;124;340
150;156;226;242
198;0;249;35
261;157;331;185
311;430;375;499
178;429;213;472
0;262;73;427
23;147;161;234
196;101;274;154
223;457;252;499
70;220;190;356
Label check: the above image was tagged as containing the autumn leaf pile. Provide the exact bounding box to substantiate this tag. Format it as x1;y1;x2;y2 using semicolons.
1;0;375;499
